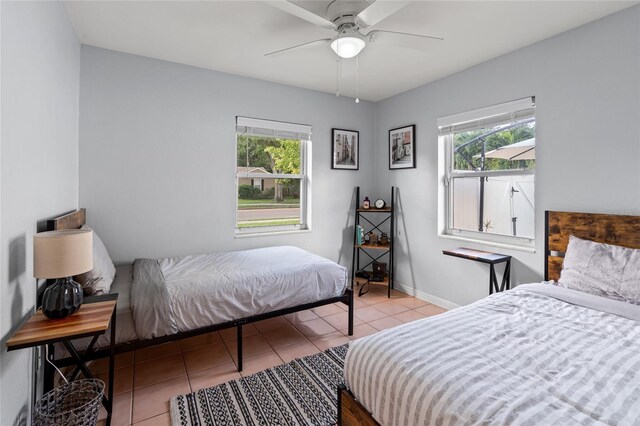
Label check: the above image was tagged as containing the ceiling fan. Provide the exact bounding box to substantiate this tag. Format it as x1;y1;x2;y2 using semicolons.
264;0;444;59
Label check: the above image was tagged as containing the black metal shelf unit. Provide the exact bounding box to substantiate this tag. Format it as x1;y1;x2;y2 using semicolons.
351;186;395;298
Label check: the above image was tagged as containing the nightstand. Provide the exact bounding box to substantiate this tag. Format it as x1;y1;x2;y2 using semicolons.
7;293;117;426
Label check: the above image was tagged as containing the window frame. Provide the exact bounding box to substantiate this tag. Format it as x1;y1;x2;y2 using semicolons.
234;118;311;236
438;98;536;250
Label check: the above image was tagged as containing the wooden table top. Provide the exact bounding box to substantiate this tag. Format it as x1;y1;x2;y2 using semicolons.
442;247;511;264
6;300;116;351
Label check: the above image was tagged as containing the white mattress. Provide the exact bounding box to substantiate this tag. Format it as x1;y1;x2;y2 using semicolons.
107;264;138;344
345;283;640;425
131;246;348;339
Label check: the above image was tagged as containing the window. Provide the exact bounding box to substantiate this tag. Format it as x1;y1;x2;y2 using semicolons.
235;117;311;234
251;179;263;190
438;97;535;248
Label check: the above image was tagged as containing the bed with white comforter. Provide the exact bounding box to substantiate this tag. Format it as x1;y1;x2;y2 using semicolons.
344;283;640;425
131;246;348;339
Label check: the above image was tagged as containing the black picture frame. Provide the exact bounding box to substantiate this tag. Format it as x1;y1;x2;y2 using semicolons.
389;124;416;169
331;128;359;170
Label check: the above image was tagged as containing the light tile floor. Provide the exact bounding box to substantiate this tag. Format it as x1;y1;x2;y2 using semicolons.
94;284;447;426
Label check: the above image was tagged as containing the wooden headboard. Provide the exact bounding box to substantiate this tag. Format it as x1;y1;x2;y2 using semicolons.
545;210;640;281
47;208;86;231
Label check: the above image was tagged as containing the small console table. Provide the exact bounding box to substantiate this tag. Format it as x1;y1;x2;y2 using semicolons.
7;293;117;426
442;247;511;295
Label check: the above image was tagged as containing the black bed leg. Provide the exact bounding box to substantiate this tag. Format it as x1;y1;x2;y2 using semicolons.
347;289;354;336
237;324;243;372
337;384;345;426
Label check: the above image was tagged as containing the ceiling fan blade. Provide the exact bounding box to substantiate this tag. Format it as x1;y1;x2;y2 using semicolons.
265;38;332;57
357;1;410;28
265;1;335;29
366;29;443;51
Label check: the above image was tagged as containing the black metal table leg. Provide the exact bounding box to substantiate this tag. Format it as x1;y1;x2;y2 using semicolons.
68;335;100;381
500;260;511;292
489;265;496;295
61;341;95;381
490;262;511;294
61;339;114;426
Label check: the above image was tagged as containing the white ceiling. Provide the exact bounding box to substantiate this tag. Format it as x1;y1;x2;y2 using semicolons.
65;1;637;102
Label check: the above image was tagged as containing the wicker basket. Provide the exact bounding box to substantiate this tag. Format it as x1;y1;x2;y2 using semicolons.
33;379;105;426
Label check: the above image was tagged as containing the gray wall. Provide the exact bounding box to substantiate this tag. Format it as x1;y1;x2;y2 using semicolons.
0;1;80;424
79;46;375;265
373;5;640;307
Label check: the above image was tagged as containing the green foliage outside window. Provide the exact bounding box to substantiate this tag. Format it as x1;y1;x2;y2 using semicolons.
237;135;301;173
238;184;262;199
237;135;302;202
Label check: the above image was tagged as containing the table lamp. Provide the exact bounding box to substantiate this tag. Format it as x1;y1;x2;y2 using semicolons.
34;229;93;319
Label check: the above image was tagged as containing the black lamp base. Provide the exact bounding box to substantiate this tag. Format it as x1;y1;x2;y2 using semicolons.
42;277;83;319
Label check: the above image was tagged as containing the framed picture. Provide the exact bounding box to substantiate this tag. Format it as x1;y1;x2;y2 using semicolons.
389;125;416;169
331;128;359;170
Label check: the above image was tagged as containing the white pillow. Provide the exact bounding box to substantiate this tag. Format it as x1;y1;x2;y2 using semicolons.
558;235;640;305
74;225;116;295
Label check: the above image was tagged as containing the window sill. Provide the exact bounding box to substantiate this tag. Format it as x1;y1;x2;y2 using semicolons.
234;228;311;239
438;233;536;253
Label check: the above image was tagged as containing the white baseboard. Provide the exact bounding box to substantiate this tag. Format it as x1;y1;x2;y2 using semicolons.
393;281;461;310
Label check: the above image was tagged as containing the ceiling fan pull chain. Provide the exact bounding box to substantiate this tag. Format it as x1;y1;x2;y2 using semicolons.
355;55;360;104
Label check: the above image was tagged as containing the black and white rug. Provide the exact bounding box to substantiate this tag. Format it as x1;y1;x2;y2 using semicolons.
170;344;349;426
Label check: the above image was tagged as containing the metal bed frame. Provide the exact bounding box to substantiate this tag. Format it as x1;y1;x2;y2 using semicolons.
43;209;354;382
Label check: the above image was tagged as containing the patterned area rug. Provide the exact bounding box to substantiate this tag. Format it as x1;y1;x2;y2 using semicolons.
170;344;349;426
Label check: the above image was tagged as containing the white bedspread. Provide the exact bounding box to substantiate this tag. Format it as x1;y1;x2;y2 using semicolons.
131;246;348;339
344;283;640;426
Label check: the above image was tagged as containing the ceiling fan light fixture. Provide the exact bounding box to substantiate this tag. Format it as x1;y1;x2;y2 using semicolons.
330;35;365;59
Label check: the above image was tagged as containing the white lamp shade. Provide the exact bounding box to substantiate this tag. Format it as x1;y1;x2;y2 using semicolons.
330;36;366;59
34;229;93;279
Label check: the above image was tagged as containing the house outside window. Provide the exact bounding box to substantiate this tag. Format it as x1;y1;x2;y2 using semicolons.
235;117;311;235
438;97;535;249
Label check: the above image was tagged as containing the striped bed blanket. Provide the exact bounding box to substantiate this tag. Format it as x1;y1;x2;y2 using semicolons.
344;283;640;425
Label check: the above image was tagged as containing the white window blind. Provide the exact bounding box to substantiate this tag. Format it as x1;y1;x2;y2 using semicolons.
438;97;535;136
236;116;312;140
